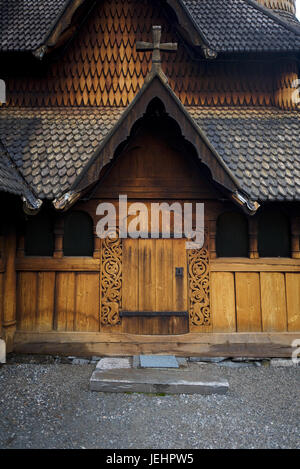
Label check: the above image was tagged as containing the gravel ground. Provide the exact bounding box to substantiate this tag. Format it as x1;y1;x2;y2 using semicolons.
0;360;299;449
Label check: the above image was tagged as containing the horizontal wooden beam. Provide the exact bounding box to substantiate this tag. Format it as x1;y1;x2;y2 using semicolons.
211;257;300;272
13;331;300;358
16;258;100;272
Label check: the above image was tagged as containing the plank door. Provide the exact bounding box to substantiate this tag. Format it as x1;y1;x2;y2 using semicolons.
122;238;188;334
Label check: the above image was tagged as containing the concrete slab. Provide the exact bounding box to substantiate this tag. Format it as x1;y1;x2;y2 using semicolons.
140;355;179;368
90;368;229;395
0;339;6;364
96;357;131;370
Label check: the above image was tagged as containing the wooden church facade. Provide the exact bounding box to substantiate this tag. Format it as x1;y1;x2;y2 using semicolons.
0;0;300;357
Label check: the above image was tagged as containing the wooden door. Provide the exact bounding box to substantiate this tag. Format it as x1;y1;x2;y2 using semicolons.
121;238;189;334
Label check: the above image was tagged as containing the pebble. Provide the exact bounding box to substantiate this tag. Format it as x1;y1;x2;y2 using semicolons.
0;360;299;449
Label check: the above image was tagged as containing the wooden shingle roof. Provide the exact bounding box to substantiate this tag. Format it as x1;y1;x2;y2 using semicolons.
1;0;300;55
0;104;299;202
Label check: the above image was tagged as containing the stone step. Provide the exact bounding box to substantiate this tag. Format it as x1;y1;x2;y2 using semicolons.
0;339;6;364
90;368;229;395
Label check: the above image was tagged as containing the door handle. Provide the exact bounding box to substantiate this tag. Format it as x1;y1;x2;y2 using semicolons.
175;267;184;277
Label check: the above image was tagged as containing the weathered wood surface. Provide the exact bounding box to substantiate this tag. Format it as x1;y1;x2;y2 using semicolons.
211;272;236;332
211;258;300;272
286;273;300;332
122;315;189;335
122;238;188;334
235;273;261;332
13;332;300;358
5;0;276;108
16;258;100;272
261;273;287;332
17;271;100;332
3;229;17;351
95;128;219;200
15;268;300;334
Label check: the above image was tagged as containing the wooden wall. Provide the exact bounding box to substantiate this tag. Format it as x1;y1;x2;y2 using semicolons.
14;127;300;336
211;261;300;333
16;261;100;333
14;251;300;334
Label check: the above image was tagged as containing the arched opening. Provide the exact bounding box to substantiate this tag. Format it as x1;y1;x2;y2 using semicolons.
63;211;94;256
216;211;249;257
25;212;54;256
258;209;290;257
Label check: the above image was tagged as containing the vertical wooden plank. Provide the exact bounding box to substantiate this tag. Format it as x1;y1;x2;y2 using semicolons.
156;239;173;312
75;273;99;332
36;272;55;331
286;273;300;331
122;239;139;311
17;272;37;331
139;239;156;311
236;273;262;332
55;272;76;331
211;272;236;332
3;228;17;349
172;239;188;312
260;273;287;332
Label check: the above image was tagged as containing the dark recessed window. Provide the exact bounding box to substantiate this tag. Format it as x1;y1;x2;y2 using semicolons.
216;212;249;257
63;211;94;257
258;209;290;257
25;213;54;256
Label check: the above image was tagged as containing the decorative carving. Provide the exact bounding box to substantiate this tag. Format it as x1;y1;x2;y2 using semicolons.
187;232;210;328
100;235;122;326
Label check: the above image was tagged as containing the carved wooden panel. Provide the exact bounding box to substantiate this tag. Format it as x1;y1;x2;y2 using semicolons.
187;231;210;331
100;236;122;326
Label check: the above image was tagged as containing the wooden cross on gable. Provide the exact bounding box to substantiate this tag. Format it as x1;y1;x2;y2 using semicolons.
136;25;178;67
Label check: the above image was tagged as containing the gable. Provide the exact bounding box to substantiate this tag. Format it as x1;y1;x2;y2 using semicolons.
94;123;220;200
67;74;250;211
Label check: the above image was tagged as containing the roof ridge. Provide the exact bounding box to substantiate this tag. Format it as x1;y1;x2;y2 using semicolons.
245;0;300;35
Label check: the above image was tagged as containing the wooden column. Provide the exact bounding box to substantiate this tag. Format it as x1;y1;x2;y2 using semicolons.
54;217;64;259
209;219;217;259
249;217;259;259
3;223;17;352
17;234;25;258
93;234;101;259
291;215;300;259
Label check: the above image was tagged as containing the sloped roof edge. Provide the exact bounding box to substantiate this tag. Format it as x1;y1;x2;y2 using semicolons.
0;139;42;213
33;0;87;59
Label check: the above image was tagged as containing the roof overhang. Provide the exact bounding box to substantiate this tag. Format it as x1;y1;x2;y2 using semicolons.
53;68;259;215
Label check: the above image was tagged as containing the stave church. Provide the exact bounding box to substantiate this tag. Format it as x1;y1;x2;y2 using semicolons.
0;0;300;357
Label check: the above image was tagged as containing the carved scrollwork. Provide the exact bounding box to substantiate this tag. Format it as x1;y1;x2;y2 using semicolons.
100;235;122;326
187;232;210;328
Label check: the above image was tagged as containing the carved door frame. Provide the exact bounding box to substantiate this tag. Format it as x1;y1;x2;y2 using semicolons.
100;232;211;332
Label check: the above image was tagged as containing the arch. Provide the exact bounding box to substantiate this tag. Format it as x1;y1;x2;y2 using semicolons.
258;209;290;257
63;211;94;256
216;211;249;257
25;212;54;256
